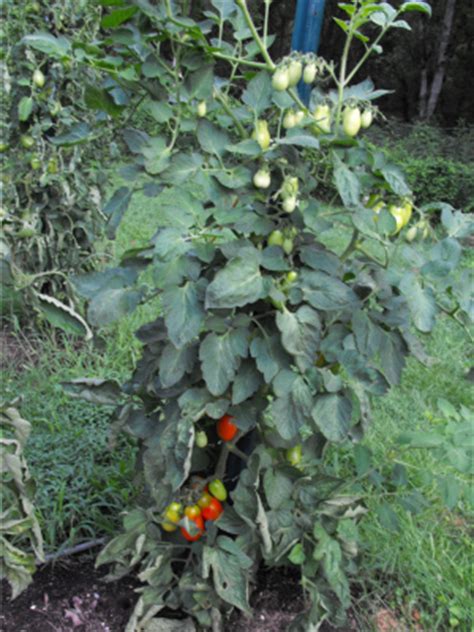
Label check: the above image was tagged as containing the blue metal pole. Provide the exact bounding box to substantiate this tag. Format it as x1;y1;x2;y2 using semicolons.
291;0;327;105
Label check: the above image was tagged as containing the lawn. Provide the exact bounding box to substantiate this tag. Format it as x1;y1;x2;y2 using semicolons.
2;185;472;630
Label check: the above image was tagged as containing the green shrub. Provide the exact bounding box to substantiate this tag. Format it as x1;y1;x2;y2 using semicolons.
0;1;110;331
368;122;474;211
401;155;474;212
43;0;470;629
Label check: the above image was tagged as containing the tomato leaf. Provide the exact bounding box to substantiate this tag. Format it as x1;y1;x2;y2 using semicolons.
270;375;313;441
162;282;206;348
205;250;266;309
202;538;252;613
199;329;248;396
312;394;352;442
276;305;321;373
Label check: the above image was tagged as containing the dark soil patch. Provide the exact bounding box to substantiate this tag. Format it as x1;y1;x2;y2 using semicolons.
0;557;358;631
0;557;138;632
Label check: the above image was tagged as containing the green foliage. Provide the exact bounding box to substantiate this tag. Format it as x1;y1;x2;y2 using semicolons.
45;0;472;629
0;400;43;599
355;327;474;631
0;0;110;330
369;123;474;211
1;341;138;552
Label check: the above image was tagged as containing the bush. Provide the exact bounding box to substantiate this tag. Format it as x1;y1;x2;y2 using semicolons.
49;0;471;629
401;156;474;212
368;122;474;211
0;1;110;331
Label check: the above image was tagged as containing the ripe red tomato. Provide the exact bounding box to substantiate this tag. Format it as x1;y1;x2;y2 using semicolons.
217;415;238;441
181;514;204;542
202;498;223;521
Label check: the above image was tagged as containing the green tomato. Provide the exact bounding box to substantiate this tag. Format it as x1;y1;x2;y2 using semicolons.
389;205;406;234
360;109;373;129
197;101;207;117
286;270;298;283
282;196;297;214
294;110;305;125
286;444;302;466
253;169;271;189
312;104;331;134
288;60;303;87
282;238;294;254
32;69;45;88
21;135;35;149
17;224;37;238
47;158;58;174
405;226;418;242
209;479;227;502
303;63;317;84
252;120;271;150
0;142;9;153
282;176;299;198
342;106;362;137
268;230;284;247
195;431;208;448
272;67;290;92
50;101;62;117
30;157;41;170
283;111;297;130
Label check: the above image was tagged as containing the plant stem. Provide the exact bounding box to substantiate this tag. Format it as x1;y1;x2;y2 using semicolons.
345;25;391;85
214;91;247;139
213;51;267;70
340;229;359;261
334;27;353;132
263;0;272;48
235;0;275;70
288;87;309;113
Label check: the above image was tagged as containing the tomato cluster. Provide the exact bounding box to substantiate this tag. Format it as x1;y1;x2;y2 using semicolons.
367;194;413;234
160;478;228;542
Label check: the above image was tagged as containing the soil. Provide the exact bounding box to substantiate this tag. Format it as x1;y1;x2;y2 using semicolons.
0;556;357;632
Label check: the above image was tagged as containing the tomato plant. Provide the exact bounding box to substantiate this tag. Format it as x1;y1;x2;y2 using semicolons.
56;0;473;629
0;0;111;333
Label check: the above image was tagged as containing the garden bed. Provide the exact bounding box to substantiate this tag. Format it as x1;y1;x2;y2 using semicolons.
0;557;358;632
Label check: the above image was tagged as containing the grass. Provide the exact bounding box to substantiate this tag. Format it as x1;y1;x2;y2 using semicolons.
1;181;472;629
353;315;473;630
